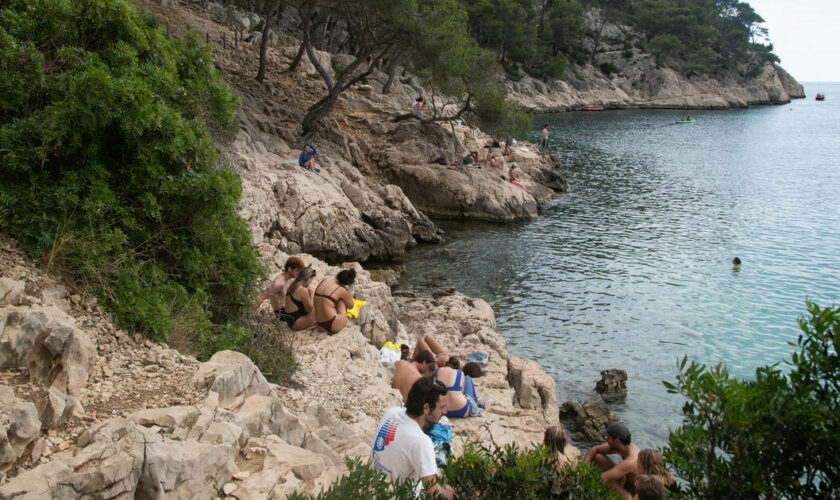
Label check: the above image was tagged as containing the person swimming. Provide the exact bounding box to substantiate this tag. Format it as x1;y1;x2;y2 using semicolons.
732;256;742;271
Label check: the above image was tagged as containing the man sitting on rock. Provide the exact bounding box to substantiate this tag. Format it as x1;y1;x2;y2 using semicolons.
250;256;304;317
584;422;641;498
391;350;436;402
372;377;455;499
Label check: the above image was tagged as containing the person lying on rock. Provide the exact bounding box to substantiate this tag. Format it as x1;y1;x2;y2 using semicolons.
434;356;478;418
283;266;317;330
250;256;304;316
583;422;641;498
412;334;484;376
544;426;580;473
392;350;437;402
313;269;356;335
298;144;318;171
372;377;456;499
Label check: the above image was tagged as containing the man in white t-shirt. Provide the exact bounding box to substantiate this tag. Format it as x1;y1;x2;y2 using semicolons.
371;377;455;499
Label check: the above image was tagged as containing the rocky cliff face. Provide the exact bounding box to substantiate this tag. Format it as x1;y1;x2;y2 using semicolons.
0;233;560;497
505;10;805;112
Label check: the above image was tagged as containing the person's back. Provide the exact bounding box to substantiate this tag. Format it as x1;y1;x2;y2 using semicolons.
392;351;435;401
434;366;468;416
313;269;355;334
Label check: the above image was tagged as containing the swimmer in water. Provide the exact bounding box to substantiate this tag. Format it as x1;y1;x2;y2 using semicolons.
732;256;742;271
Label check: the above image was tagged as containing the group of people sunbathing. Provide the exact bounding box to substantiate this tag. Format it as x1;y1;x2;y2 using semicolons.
375;348;674;500
391;334;485;419
251;257;356;335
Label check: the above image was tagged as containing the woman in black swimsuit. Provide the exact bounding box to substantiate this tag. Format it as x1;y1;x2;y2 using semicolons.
283;267;317;330
313;269;355;334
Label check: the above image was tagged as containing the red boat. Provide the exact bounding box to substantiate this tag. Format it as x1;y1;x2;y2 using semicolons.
816;93;825;101
581;107;605;111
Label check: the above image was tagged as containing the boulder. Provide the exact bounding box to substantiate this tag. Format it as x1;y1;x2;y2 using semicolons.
506;357;558;423
38;386;80;429
233;394;307;447
594;368;628;399
194;351;272;408
129;406;202;431
0;418;237;499
558;395;616;442
0;278;26;306
0;386;40;470
0;307;95;395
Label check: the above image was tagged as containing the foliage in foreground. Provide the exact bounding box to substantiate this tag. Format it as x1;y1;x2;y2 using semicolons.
0;0;262;346
663;302;840;498
291;442;616;499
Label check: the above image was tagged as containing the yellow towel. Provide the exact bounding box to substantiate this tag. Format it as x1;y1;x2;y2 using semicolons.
382;341;401;351
346;298;367;318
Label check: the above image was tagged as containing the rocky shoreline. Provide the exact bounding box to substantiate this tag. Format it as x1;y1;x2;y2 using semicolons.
0;1;808;497
0;231;562;497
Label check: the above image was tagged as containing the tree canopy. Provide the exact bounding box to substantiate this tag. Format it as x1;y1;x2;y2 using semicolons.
0;0;262;345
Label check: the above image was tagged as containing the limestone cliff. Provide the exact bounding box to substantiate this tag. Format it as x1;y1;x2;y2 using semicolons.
505;10;805;112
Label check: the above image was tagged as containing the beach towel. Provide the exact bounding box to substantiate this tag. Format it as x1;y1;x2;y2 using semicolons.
519;147;530;152
463;375;485;416
425;418;454;467
467;352;489;367
346;299;367;318
379;342;401;363
510;181;530;193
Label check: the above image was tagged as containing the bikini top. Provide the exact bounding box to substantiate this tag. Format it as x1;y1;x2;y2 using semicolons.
315;285;342;307
434;368;463;392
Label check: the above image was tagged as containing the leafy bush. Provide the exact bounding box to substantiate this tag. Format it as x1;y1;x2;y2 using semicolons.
292;442;617;499
599;62;619;77
0;0;262;345
663;302;840;498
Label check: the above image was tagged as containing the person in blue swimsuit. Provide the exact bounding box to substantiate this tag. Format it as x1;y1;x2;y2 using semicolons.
299;144;318;171
283;266;317;330
433;361;475;418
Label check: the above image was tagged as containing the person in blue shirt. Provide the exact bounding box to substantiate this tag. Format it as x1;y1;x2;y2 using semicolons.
299;144;318;171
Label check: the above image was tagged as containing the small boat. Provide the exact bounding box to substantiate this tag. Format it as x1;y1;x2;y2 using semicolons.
581;107;605;111
816;93;825;101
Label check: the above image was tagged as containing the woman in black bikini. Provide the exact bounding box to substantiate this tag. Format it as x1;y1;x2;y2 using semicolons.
313;269;355;334
283;267;317;330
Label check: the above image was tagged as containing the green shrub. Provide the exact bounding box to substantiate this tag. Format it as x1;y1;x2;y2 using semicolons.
292;442;617;499
663;302;840;498
0;0;262;346
599;62;619;77
235;314;298;384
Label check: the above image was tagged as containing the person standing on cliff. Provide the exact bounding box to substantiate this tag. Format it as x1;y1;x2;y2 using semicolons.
392;350;436;402
584;422;641;497
372;377;455;499
540;123;549;162
250;256;305;317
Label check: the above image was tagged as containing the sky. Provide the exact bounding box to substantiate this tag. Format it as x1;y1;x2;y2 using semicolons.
747;0;840;82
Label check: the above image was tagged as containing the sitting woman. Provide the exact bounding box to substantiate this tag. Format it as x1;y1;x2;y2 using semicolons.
433;361;475;418
544;426;580;472
283;267;317;330
637;449;674;490
313;269;356;334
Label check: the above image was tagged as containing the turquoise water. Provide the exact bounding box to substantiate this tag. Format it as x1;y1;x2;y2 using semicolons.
397;83;840;448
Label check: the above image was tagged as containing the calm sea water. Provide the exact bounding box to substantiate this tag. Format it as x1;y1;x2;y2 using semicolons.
397;82;840;448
